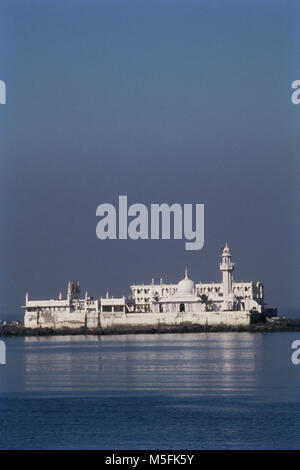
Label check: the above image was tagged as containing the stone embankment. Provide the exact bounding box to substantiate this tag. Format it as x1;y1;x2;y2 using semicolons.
1;318;300;336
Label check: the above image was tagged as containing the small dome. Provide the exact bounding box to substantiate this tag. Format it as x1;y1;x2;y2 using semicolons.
177;270;195;296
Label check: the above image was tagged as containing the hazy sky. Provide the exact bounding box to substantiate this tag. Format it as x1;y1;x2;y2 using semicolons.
0;0;299;319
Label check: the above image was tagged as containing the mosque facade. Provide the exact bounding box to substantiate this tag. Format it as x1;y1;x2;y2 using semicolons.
24;244;265;329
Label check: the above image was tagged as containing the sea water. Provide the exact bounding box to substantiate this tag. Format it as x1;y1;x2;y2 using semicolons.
0;332;299;449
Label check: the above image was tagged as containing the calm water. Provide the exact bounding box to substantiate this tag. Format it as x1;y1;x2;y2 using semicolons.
0;332;299;449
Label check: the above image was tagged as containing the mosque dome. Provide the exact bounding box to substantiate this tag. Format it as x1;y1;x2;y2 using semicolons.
177;269;195;296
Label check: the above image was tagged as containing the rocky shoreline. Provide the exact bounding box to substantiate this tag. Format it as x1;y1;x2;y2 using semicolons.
1;318;300;337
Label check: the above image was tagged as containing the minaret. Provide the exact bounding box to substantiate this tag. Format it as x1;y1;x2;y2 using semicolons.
219;242;235;299
67;281;71;302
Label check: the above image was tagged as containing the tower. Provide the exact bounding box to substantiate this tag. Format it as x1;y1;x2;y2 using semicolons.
67;281;80;302
219;242;235;299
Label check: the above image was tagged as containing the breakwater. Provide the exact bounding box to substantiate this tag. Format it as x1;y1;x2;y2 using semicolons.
1;318;300;336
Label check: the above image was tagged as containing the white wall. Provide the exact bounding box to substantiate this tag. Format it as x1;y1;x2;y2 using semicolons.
25;308;252;329
100;310;251;328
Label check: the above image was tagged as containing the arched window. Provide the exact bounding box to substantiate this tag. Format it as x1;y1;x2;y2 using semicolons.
180;303;185;313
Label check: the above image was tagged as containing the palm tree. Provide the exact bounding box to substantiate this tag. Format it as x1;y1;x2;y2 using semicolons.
199;294;213;311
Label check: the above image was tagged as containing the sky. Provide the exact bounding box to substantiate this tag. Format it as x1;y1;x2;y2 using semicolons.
0;0;299;319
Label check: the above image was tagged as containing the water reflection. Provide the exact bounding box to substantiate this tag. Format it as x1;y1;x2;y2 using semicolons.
1;333;299;450
23;333;264;394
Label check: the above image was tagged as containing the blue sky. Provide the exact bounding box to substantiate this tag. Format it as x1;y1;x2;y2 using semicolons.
0;0;299;318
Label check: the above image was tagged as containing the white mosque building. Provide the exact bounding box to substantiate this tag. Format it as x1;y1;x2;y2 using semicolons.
24;243;266;329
